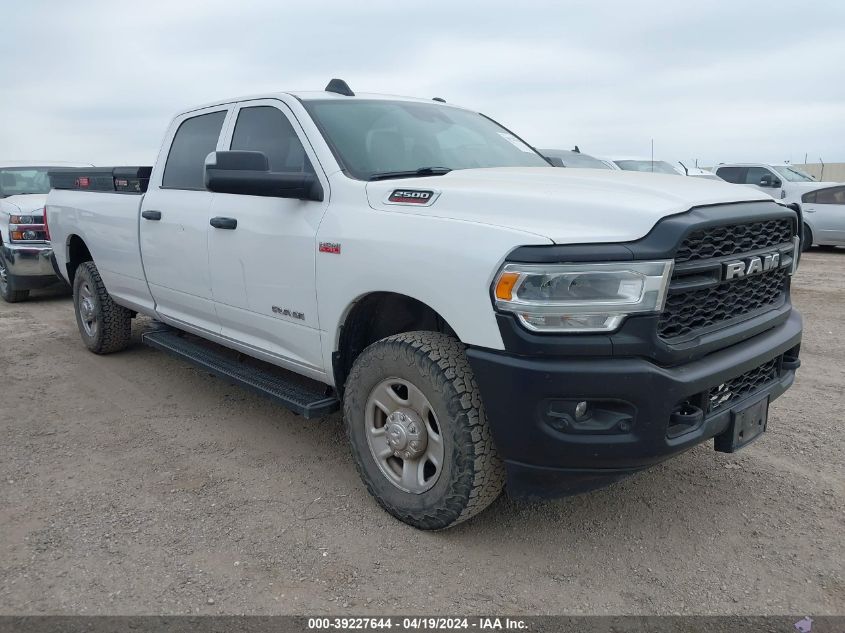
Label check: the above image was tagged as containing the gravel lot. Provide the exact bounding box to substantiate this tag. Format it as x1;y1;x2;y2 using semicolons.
1;250;842;616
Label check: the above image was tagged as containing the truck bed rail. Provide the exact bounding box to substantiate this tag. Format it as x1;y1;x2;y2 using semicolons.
49;166;152;194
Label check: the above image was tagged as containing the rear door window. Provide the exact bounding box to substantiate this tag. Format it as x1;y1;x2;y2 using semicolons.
162;110;227;190
814;186;845;204
715;167;746;183
230;106;314;174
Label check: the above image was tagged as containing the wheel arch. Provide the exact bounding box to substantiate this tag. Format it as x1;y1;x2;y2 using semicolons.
65;233;93;284
332;291;460;394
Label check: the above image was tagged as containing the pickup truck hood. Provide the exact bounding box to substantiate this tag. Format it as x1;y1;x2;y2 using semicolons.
1;193;48;214
366;167;771;244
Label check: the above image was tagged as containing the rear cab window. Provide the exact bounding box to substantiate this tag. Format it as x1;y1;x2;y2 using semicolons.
162;110;228;190
715;167;746;184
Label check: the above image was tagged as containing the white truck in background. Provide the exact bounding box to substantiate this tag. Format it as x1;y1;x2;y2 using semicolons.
0;161;90;302
46;80;803;529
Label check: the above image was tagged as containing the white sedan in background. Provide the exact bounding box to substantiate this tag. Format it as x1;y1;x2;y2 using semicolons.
801;184;845;249
605;156;685;175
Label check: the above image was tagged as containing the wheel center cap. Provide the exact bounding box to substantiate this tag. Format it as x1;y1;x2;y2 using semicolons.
81;298;94;319
385;410;427;460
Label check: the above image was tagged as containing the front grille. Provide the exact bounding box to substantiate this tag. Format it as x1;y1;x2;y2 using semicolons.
658;268;787;340
674;219;793;263
708;358;781;412
657;217;794;342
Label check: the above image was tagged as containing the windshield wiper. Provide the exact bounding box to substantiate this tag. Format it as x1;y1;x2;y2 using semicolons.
369;167;452;181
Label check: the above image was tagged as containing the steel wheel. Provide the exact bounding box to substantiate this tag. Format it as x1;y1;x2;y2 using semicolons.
77;279;99;338
364;377;444;494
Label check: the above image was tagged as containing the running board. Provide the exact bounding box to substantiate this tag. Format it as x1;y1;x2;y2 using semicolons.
141;329;339;418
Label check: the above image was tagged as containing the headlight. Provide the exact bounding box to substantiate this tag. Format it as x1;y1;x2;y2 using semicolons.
493;260;674;332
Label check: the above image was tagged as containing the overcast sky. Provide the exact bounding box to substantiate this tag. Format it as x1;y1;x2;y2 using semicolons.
2;0;843;167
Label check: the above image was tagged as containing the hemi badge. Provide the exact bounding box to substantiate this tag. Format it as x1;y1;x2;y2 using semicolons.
319;242;341;254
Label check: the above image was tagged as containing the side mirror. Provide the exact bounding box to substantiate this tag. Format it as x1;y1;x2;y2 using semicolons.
759;174;773;187
545;156;565;167
204;151;323;201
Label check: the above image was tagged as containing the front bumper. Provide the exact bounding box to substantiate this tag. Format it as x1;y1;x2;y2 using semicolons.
1;242;62;289
467;310;803;499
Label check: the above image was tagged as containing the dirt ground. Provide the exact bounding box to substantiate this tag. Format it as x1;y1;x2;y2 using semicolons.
0;250;842;616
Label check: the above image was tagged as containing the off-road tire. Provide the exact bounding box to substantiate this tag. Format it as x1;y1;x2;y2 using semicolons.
0;249;29;303
802;224;813;252
343;331;505;529
73;261;132;354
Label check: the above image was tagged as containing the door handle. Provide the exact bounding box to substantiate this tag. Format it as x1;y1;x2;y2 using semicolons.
210;217;237;230
804;207;816;213
141;210;162;221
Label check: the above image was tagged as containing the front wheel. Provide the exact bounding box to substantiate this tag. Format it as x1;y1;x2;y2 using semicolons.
73;261;132;354
0;249;29;303
343;331;505;530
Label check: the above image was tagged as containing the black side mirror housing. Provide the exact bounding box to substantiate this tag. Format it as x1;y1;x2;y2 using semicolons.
204;151;324;201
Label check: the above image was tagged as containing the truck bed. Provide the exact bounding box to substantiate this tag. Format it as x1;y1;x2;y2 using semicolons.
46;170;154;314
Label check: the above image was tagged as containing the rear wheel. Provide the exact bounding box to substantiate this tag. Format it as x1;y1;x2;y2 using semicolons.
343;331;504;530
0;249;29;303
73;261;132;354
802;224;814;252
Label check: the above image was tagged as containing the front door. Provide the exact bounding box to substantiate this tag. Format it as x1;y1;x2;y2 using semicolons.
207;99;330;375
140;107;230;333
744;166;781;198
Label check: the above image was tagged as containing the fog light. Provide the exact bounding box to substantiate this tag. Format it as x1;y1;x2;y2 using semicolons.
574;401;589;420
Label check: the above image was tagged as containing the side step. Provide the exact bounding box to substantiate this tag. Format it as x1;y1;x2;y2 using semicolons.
141;329;339;418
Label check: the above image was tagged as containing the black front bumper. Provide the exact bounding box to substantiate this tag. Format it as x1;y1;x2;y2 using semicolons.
467;310;803;499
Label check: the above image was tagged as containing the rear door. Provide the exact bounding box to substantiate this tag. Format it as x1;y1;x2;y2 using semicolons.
803;186;845;243
140;106;230;333
207;99;330;375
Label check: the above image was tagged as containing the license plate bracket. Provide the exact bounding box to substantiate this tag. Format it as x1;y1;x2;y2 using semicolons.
714;396;769;453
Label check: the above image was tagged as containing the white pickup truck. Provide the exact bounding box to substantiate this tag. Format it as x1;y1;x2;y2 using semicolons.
46;80;804;529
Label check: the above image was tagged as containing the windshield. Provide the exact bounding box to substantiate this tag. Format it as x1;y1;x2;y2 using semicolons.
614;160;681;175
772;166;815;182
541;150;612;170
302;100;549;180
0;167;53;197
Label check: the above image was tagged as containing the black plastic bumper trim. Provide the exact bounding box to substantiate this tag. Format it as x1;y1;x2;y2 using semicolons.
469;310;802;498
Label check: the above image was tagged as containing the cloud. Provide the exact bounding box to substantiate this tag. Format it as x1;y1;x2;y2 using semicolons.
1;0;843;166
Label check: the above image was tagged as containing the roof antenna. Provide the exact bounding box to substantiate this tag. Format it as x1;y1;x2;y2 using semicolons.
432;97;446;102
325;78;354;96
573;145;581;153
